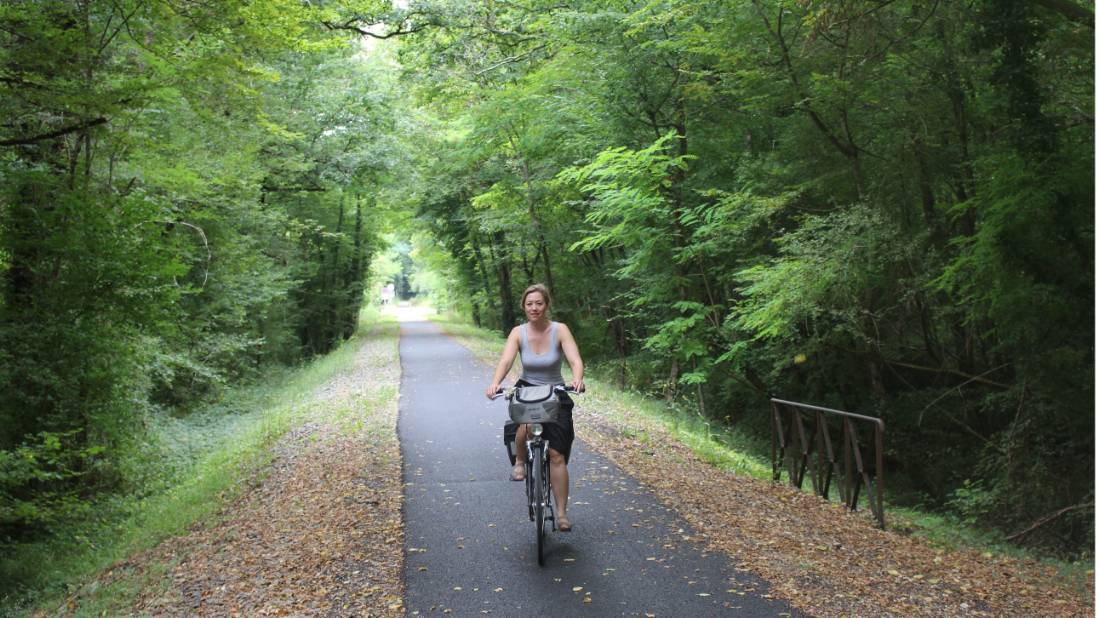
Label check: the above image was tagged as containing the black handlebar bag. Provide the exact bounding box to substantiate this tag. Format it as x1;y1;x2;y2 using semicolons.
509;384;560;423
502;385;562;465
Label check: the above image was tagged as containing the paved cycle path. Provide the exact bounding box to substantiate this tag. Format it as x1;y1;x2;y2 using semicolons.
399;319;799;617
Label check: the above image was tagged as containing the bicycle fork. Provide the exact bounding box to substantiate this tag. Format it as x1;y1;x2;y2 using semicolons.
526;434;555;529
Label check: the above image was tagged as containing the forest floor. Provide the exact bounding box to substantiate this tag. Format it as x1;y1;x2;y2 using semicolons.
44;318;406;617
442;317;1094;618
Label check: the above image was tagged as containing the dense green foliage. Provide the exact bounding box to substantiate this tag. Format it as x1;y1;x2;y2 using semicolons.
0;0;410;546
0;0;1091;572
397;0;1093;555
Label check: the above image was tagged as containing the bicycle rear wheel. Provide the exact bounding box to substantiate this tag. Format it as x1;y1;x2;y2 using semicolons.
532;443;546;566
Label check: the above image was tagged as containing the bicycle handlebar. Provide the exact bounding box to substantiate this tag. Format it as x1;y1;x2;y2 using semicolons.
488;384;585;400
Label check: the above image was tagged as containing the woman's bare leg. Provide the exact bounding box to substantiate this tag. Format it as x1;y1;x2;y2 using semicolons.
548;448;570;529
512;424;528;480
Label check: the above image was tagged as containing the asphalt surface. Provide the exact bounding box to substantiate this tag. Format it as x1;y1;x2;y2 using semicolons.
399;319;800;617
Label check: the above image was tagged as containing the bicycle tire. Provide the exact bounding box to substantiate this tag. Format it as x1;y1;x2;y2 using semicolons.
525;459;534;522
544;456;555;531
533;442;545;566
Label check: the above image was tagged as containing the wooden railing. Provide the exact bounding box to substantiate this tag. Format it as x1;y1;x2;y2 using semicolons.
770;398;886;528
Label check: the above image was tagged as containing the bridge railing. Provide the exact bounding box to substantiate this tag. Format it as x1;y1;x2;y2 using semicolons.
770;398;886;529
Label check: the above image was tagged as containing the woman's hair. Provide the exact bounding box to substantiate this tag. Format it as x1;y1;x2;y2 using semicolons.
521;283;551;309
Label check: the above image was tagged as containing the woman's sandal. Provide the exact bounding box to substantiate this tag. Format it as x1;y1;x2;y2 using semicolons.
511;463;525;481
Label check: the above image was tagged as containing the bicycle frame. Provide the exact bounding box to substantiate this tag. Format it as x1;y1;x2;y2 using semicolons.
524;425;554;564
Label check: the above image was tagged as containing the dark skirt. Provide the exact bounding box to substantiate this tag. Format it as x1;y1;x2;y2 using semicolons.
512;379;575;464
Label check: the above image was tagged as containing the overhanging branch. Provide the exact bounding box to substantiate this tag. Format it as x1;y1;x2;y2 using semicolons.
0;117;108;147
1035;0;1093;27
321;10;437;39
261;184;327;193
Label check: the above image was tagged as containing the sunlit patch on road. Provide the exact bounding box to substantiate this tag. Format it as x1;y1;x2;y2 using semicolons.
385;303;437;322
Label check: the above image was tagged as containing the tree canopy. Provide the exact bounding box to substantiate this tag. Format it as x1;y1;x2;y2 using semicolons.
0;0;1092;559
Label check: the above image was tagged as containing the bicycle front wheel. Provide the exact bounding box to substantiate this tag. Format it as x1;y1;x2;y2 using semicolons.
544;455;554;533
532;443;546;566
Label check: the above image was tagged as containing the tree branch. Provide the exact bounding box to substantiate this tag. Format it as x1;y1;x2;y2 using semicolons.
752;0;858;160
474;44;548;75
1034;0;1093;27
1006;502;1094;542
261;184;327;193
882;358;1012;389
321;10;436;39
0;117;108;147
0;74;50;90
828;343;1013;389
174;221;212;289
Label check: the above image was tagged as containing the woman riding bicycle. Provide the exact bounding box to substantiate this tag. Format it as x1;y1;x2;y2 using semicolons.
485;283;585;532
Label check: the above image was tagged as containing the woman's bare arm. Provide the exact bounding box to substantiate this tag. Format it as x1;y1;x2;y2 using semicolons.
558;323;585;391
486;326;521;398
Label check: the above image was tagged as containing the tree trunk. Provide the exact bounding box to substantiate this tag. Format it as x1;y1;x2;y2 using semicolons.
666;358;679;403
327;197;345;347
489;231;515;336
469;231;494;304
510;133;554;292
910;133;945;244
936;18;977;235
343;194;365;339
692;357;706;417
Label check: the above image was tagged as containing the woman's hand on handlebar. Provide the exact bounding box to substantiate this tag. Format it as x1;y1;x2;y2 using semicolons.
485;383;502;399
554;380;584;394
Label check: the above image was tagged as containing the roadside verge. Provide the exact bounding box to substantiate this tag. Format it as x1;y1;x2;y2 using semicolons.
35;314;406;617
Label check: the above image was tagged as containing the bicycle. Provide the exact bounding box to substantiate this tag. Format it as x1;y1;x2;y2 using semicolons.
492;383;582;566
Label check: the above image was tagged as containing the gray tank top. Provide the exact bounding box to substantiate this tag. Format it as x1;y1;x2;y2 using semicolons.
519;322;564;385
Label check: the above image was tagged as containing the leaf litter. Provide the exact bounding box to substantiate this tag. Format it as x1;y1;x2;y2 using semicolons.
573;404;1093;618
